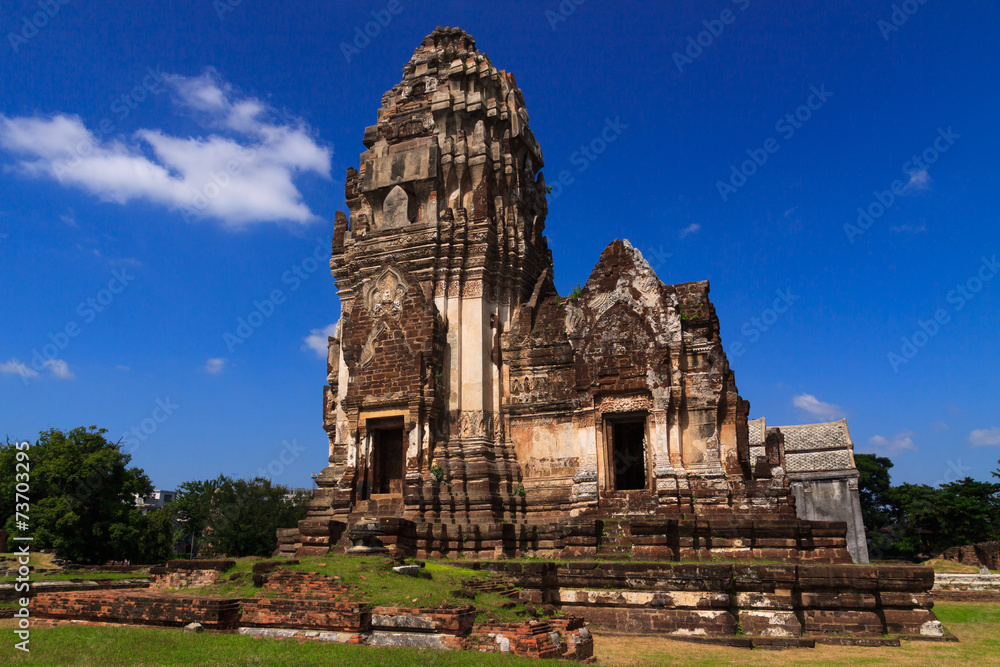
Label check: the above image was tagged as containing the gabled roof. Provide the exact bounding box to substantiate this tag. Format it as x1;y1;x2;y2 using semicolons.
772;419;856;474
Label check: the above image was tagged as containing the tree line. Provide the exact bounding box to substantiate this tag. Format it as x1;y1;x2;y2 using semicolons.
1;427;309;564
856;453;1000;562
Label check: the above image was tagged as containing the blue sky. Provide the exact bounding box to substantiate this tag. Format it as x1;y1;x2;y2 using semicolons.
2;0;998;490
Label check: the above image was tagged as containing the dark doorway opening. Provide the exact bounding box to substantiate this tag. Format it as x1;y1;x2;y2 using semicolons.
611;420;646;490
371;421;405;496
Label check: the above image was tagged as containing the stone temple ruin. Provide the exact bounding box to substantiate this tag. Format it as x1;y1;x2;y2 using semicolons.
278;27;869;565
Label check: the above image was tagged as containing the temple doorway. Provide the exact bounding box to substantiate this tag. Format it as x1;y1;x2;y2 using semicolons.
609;418;647;490
370;419;405;496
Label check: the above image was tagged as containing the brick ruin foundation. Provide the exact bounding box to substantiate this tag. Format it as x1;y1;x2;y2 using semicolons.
448;561;948;644
29;563;594;660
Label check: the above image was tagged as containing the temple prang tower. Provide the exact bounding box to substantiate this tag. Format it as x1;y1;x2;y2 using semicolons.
283;27;867;563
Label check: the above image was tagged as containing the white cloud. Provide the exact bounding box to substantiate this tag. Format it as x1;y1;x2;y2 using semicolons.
203;357;227;374
904;169;931;192
302;323;338;359
0;70;331;228
868;431;917;455
679;223;701;238
1;358;38;378
116;364;131;372
0;357;72;380
968;426;1000;448
792;393;845;421
60;208;78;227
42;359;74;379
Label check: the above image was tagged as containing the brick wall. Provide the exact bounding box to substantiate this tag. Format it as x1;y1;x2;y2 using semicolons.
31;591;241;629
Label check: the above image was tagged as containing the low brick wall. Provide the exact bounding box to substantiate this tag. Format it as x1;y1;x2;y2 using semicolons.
0;577;149;602
372;606;476;635
31;591;241;628
258;570;350;600
450;561;944;639
241;598;370;632
149;570;221;591
933;573;1000;600
939;541;1000;570
466;618;593;660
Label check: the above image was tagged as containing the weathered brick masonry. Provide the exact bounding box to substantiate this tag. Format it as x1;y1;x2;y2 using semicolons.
31;564;595;660
277;26;868;567
449;561;945;639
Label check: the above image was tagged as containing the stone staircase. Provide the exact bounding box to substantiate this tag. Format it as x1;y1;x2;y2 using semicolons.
596;521;632;560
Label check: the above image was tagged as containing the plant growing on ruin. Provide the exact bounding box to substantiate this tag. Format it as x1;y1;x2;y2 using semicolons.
430;465;444;482
514;482;526;497
569;284;583;300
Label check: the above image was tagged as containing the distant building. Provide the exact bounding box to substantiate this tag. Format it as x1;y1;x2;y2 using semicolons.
136;489;176;514
283;487;312;502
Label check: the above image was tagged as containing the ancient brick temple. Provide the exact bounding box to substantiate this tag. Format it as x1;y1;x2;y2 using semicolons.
279;27;866;563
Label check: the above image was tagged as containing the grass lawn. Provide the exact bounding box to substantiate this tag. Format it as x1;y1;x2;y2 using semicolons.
157;554;533;624
0;601;996;665
0;553;150;583
922;558;999;574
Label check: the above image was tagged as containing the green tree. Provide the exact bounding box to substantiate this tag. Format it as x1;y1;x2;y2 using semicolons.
931;477;1000;549
883;482;941;560
171;475;309;558
855;453;895;534
170;477;224;557
0;427;173;564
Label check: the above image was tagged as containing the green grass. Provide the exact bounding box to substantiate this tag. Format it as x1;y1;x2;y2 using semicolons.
171;555;533;623
1;602;998;666
933;601;1000;626
0;624;555;666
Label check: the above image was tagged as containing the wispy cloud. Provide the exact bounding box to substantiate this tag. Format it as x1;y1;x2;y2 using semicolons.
1;357;73;380
903;169;931;192
1;358;38;379
302;323;338;359
203;357;227;374
930;421;950;433
116;364;131;372
60;208;78;227
792;393;845;421
43;359;74;379
679;223;701;238
968;426;1000;448
890;223;927;234
0;69;332;228
868;430;917;455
